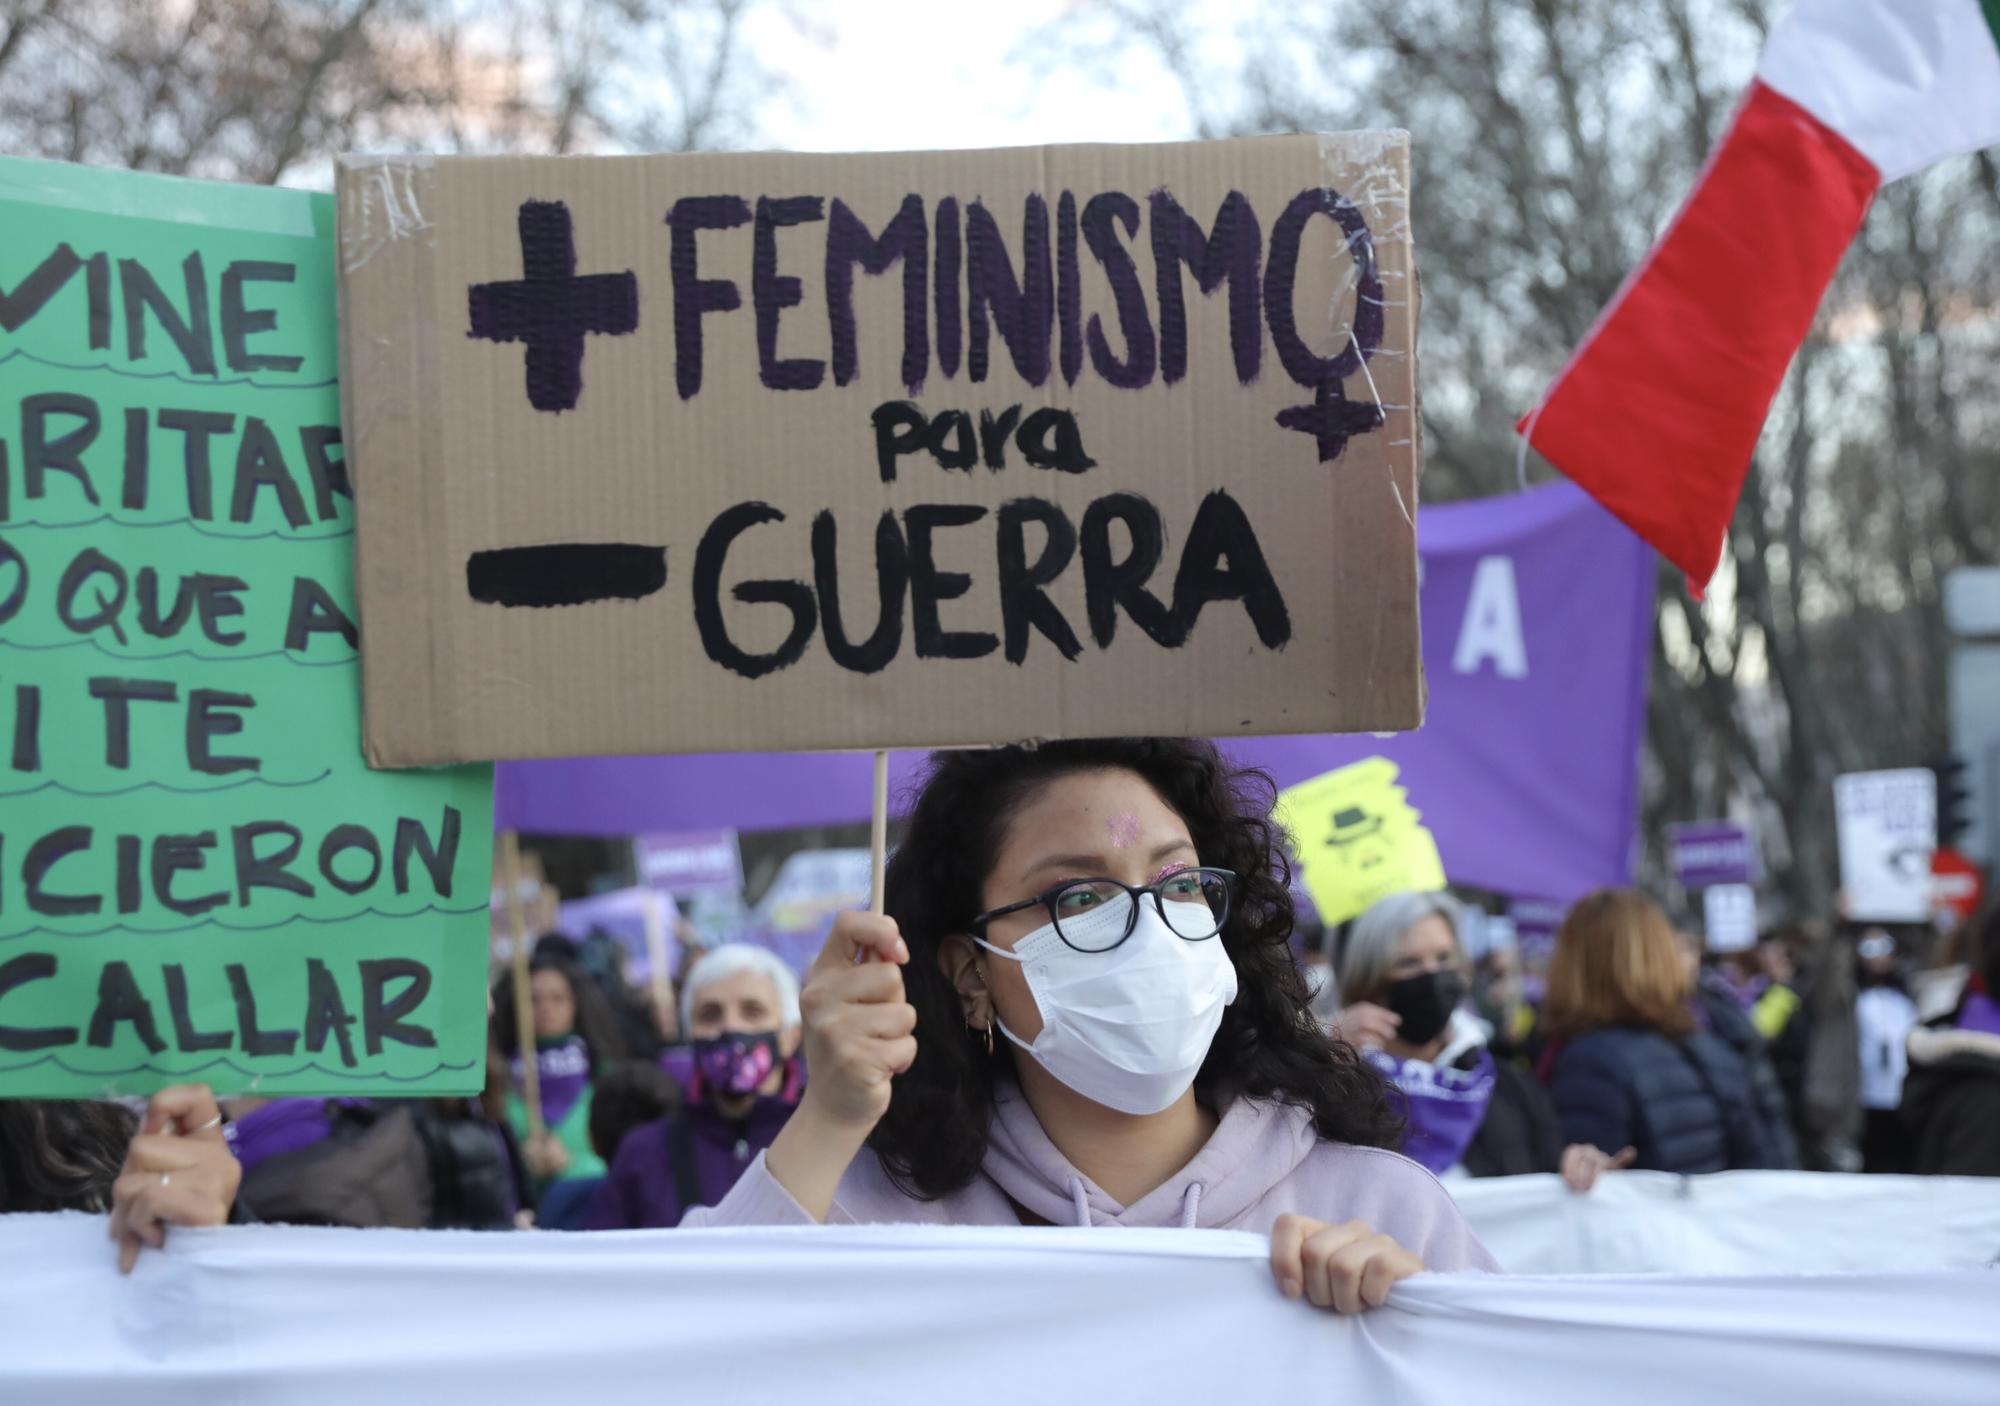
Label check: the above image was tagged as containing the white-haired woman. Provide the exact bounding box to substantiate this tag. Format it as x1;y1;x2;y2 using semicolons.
1334;892;1629;1190
584;944;804;1229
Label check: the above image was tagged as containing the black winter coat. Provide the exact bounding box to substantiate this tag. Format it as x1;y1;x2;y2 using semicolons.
236;1102;433;1228
236;1101;523;1230
1461;1059;1566;1177
1901;1022;2000;1177
1694;975;1802;1170
1546;1026;1774;1174
410;1101;526;1229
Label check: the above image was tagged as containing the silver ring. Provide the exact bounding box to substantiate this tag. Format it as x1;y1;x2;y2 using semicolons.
159;1172;172;1190
189;1113;222;1134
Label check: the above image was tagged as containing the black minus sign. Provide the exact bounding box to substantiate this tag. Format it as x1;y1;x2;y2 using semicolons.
465;543;667;608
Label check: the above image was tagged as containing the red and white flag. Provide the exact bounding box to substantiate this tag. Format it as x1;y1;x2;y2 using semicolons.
1519;0;2000;588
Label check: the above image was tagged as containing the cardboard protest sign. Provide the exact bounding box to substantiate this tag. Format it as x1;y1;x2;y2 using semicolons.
1669;820;1760;889
1834;768;1937;923
1275;757;1445;927
636;828;743;896
1701;883;1758;953
0;158;492;1096
336;135;1422;765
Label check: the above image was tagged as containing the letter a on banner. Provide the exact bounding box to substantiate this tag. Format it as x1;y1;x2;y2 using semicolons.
1452;555;1528;679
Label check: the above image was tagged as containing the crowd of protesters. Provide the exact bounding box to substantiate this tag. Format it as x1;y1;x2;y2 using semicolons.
1314;885;1997;1184
3;740;1996;1302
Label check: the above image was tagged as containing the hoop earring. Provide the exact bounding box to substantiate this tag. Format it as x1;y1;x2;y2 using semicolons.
969;967;995;1056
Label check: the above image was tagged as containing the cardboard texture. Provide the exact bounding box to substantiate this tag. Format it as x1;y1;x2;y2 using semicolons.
0;156;492;1097
337;135;1422;764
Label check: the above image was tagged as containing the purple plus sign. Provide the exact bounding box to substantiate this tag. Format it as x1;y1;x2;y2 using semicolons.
467;200;638;412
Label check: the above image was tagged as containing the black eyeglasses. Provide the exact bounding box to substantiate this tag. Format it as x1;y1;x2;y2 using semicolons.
969;868;1236;954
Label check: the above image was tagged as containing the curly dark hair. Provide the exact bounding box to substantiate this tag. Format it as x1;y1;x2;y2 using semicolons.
868;737;1401;1198
0;1098;138;1213
491;948;630;1073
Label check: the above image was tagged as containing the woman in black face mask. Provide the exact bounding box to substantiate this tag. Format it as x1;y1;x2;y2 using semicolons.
1332;892;1630;1190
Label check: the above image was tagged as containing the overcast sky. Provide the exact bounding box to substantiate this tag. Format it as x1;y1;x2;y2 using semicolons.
745;0;1208;152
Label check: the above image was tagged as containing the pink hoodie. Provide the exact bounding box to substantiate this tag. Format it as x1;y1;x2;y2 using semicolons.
683;1083;1500;1272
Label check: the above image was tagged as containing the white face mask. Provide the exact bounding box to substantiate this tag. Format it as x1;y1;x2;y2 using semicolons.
977;892;1238;1116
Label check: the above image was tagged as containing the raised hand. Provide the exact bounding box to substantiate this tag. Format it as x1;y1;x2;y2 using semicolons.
1330;1001;1402;1051
796;911;918;1127
764;911;916;1220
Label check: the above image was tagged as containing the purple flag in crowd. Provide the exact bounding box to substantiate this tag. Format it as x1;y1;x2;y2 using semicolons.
1363;1046;1499;1175
514;1037;591;1129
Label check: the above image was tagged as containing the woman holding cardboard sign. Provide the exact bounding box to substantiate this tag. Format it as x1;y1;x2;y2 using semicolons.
107;739;1493;1302
683;739;1497;1309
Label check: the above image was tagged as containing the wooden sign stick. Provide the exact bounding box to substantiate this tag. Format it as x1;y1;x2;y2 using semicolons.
499;829;544;1142
641;889;676;1042
869;750;889;917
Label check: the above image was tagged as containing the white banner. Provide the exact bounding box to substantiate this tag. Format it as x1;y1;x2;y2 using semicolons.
1449;1171;2000;1274
3;1213;1996;1404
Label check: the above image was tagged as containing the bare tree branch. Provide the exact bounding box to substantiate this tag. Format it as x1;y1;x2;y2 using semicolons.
0;0;771;177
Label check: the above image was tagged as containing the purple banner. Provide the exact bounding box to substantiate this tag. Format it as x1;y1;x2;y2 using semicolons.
1668;820;1761;889
496;482;1654;903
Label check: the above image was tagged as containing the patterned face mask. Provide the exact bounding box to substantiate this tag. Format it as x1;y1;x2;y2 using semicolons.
692;1030;782;1097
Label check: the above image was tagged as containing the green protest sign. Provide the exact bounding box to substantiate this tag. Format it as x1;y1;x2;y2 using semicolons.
0;157;493;1097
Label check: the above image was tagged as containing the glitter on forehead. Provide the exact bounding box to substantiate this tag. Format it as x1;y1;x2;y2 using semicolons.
1105;810;1141;848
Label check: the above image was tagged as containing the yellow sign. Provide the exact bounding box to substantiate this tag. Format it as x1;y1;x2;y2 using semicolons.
1276;758;1447;926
